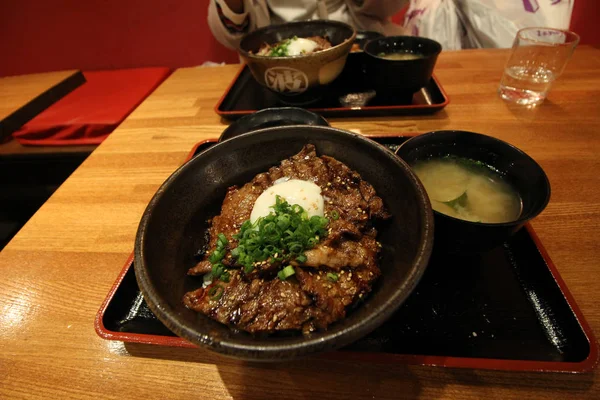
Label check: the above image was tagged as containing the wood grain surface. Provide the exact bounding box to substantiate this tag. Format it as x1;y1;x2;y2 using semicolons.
1;47;599;399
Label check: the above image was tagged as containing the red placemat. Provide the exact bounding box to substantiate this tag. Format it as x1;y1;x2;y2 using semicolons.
12;67;171;146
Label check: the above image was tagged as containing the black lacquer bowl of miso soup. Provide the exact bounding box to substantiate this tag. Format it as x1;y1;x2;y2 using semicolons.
364;36;442;102
396;130;551;253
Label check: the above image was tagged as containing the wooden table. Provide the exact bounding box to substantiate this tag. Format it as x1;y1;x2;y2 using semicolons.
1;46;599;399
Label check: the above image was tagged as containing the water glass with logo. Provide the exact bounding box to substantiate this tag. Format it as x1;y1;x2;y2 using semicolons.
498;27;580;106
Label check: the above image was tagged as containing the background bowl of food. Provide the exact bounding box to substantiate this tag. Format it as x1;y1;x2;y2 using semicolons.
396;130;551;253
238;20;356;104
135;126;434;361
364;36;442;102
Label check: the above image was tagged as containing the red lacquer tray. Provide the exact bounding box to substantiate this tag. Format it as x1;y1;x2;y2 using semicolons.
96;135;598;373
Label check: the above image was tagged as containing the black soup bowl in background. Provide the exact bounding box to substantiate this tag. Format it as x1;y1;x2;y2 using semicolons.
135;125;434;361
353;30;384;51
339;30;385;80
364;36;442;102
396;130;551;254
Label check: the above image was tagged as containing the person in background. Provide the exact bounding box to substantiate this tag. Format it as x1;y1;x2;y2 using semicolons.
208;0;409;50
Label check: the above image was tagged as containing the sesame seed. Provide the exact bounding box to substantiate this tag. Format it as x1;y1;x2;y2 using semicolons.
348;272;353;278
273;315;278;322
316;276;320;280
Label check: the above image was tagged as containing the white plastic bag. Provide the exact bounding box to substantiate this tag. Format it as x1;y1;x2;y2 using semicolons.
457;0;575;49
404;0;575;50
404;0;464;50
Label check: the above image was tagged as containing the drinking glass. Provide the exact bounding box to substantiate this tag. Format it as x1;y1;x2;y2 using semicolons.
498;27;580;106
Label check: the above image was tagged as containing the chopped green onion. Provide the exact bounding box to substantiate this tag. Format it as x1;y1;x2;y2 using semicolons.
327;272;339;282
269;38;293;57
206;232;230;281
288;242;302;254
220;271;231;283
331;210;339;220
208;250;224;264
211;263;224;279
208;285;224;301
230;196;329;276
277;215;290;230
217;233;228;248
278;265;295;280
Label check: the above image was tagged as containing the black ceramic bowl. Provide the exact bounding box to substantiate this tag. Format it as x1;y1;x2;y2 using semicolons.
364;36;442;100
135;126;434;361
396;130;551;253
219;107;329;142
339;31;385;80
353;30;384;52
239;21;356;104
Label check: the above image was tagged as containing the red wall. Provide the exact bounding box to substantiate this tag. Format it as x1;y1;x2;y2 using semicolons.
0;0;238;77
570;0;600;47
0;0;597;77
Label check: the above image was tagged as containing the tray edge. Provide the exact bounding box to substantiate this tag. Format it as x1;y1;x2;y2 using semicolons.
214;65;450;119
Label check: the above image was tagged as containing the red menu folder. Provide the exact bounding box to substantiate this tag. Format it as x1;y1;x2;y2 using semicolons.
12;67;171;146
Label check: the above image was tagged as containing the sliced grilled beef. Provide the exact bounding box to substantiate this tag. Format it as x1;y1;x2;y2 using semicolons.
184;144;389;334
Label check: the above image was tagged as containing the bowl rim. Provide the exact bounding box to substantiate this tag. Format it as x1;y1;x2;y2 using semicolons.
396;129;551;228
134;125;434;360
218;107;330;142
238;20;357;61
364;35;443;62
352;30;384;52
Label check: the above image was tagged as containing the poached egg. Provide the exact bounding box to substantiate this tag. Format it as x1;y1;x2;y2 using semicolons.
286;38;319;56
250;179;324;223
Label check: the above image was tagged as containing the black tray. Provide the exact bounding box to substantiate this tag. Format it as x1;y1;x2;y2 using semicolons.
215;56;449;120
96;136;598;372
